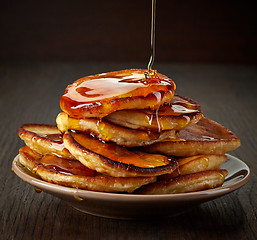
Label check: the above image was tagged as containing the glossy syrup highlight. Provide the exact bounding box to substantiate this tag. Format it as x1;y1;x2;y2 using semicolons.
62;70;173;104
71;131;170;168
40;155;95;177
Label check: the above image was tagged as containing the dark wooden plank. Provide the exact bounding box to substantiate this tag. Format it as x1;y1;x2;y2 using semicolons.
0;62;256;239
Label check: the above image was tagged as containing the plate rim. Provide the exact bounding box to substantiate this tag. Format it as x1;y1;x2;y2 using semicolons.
12;154;250;202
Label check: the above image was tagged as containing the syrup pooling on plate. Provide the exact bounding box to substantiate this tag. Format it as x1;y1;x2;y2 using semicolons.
60;69;176;118
70;131;171;168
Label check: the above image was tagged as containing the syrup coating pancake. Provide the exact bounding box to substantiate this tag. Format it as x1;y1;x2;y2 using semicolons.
19;146;156;193
143;118;240;157
137;169;228;195
160;154;227;179
18;124;75;159
56;112;176;147
104;95;203;131
60;69;176;118
63;131;178;177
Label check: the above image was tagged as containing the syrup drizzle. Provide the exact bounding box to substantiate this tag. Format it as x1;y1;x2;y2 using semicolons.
71;131;170;168
39;155;96;177
145;0;157;79
155;108;161;132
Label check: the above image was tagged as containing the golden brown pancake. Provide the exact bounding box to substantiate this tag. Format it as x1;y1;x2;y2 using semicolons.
19;146;156;193
60;69;176;118
63;131;178;177
16;67;239;195
160;154;227;179
56;112;176;147
137;169;228;195
104;94;203;131
143;118;240;157
18;124;75;160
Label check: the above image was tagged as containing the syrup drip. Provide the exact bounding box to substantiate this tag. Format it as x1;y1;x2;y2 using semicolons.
142;95;201;131
150;96;199;116
176;167;181;176
155;108;161;132
146;92;162;132
73;191;85;202
202;157;210;168
34;187;43;193
74;195;84;201
96;119;112;141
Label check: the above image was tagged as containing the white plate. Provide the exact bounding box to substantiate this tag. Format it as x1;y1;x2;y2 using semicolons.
12;154;250;219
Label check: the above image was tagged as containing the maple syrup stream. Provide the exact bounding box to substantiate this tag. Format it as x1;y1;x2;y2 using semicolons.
145;0;157;78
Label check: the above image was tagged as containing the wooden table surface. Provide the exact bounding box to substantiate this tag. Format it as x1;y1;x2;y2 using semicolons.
1;62;256;239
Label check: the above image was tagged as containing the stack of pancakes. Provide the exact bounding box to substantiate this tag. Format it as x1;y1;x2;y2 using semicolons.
18;69;240;194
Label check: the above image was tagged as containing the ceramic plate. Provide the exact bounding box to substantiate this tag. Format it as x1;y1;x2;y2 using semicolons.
12;154;250;219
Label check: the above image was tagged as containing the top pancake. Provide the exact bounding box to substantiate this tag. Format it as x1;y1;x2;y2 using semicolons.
60;69;176;118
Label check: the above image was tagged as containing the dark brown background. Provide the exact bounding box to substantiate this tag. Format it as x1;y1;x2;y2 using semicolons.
0;0;256;64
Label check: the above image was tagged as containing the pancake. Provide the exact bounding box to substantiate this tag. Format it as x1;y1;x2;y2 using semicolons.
16;68;240;195
137;169;228;195
143;118;240;157
60;69;176;118
104;94;203;131
63;130;178;177
19;146;156;193
18;124;75;160
160;154;227;179
56;112;176;147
